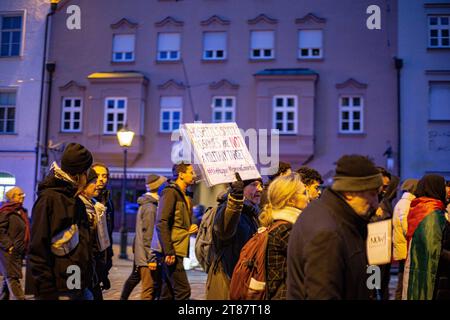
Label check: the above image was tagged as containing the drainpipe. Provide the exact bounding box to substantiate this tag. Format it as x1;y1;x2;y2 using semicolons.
394;57;403;178
43;61;56;163
33;2;58;200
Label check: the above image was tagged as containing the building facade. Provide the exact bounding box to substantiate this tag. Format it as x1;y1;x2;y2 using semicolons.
398;0;450;180
45;0;398;229
0;0;48;210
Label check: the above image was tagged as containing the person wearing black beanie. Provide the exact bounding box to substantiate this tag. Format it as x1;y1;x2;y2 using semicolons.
61;143;93;176
27;143;95;300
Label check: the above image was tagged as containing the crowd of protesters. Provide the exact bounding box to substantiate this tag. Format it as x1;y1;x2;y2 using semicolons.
0;142;449;300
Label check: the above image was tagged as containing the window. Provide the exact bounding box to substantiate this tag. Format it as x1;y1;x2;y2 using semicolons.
0;92;16;133
298;30;323;59
250;31;274;59
428;16;449;48
104;98;127;134
112;34;135;62
212;96;235;123
339;96;364;133
160;97;182;132
203;32;226;60
429;83;450;120
1;15;22;57
0;172;15;203
273;95;297;134
61;98;82;132
157;33;181;61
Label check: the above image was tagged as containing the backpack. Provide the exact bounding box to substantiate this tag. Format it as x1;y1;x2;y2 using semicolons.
229;221;287;300
195;206;217;273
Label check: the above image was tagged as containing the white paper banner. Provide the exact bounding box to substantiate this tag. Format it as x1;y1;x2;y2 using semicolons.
182;122;261;187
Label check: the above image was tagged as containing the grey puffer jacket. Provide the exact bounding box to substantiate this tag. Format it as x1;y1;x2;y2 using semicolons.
134;193;158;266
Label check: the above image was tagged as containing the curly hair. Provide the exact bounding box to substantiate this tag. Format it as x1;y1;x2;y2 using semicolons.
296;166;323;186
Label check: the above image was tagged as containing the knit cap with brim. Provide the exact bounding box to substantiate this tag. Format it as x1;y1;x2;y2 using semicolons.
331;155;383;192
61;143;93;176
146;175;168;192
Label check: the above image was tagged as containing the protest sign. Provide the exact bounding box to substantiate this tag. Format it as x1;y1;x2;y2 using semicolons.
366;219;392;265
182;123;261;187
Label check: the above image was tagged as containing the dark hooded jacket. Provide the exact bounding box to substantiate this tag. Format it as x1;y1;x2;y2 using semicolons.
93;189;114;285
26;174;94;298
0;202;30;278
213;191;260;278
435;218;450;300
371;175;400;222
287;188;371;300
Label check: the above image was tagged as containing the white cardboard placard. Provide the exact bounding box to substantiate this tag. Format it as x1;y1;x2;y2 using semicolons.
367;219;392;265
182;122;261;187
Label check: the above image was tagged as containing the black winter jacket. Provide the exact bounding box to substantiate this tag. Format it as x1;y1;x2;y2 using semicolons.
213;192;259;278
434;220;450;300
287;188;370;300
0;202;29;278
93;189;114;284
27;174;94;298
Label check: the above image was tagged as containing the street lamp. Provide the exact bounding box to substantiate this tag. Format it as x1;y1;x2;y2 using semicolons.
117;125;135;260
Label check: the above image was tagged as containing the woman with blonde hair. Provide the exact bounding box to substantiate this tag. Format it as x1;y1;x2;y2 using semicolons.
259;172;309;299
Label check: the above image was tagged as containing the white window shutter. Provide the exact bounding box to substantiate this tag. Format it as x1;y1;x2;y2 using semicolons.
113;34;135;52
204;32;226;51
161;96;183;108
299;30;322;48
158;33;181;51
251;31;274;48
430;83;450;120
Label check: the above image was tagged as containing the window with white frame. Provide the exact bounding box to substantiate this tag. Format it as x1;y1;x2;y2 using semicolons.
0;91;16;133
339;96;364;133
1;15;22;57
61;98;82;132
273;95;297;134
250;30;274;59
203;32;226;60
104;98;127;134
112;34;135;62
157;33;181;61
0;172;15;203
160;96;182;132
298;30;323;58
428;16;449;48
429;83;450;120
212;96;235;123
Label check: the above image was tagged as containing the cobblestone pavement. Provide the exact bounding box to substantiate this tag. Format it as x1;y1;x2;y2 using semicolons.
3;243;399;300
104;244;207;300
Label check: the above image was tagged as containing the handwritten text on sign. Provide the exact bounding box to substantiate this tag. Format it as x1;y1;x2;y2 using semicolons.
182;123;261;187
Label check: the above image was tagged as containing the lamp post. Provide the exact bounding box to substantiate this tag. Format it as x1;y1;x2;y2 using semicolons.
117;126;135;260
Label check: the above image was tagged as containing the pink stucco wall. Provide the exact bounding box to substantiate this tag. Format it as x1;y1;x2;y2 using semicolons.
46;0;398;179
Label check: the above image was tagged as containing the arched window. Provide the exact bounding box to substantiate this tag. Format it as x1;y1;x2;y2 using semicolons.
0;172;16;203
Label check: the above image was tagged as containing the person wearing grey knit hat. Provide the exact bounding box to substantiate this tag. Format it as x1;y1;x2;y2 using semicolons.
146;174;168;193
331;155;383;193
331;155;383;219
287;154;383;300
